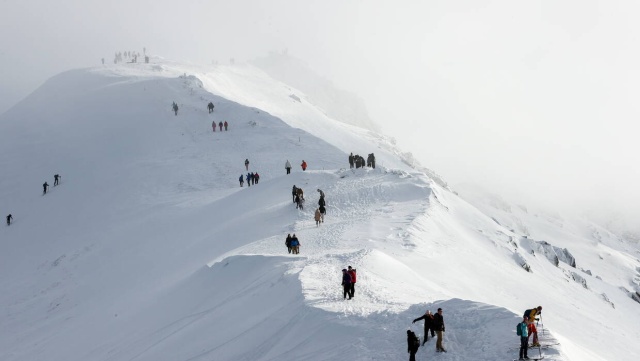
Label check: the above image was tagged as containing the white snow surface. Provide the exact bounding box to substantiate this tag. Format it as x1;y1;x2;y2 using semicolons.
1;58;639;361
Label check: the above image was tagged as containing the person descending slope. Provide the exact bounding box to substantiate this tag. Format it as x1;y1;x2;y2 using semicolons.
413;310;436;345
224;121;228;131
347;266;356;298
292;185;298;203
212;120;216;132
285;234;292;254
407;330;420;361
43;182;49;195
285;160;292;174
290;234;300;254
218;121;223;132
172;102;178;116
245;159;250;171
6;214;13;226
341;269;352;300
300;160;307;171
207;102;214;113
314;208;322;226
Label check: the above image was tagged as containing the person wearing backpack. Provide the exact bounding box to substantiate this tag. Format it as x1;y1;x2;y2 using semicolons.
347;266;357;298
406;329;420;361
524;306;542;346
517;316;529;360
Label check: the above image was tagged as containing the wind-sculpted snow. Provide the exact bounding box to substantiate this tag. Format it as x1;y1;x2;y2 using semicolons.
1;60;639;361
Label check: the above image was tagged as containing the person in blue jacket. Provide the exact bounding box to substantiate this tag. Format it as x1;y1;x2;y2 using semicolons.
518;316;529;360
289;234;300;254
246;173;252;187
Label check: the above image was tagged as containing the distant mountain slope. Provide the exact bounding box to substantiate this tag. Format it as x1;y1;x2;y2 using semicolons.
252;51;380;132
0;59;638;361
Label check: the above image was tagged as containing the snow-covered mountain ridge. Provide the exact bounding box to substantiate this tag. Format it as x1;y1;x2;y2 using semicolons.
0;58;638;361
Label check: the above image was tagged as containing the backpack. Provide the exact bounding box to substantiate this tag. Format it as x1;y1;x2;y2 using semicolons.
413;334;421;349
516;322;522;336
523;309;532;318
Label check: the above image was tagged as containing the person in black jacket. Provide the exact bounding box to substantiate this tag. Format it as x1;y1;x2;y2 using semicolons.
433;308;446;352
6;214;12;226
407;330;420;361
285;234;292;254
341;269;352;300
412;310;436;345
43;182;49;195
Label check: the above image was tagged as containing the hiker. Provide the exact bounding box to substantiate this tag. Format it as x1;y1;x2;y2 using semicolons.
212;120;216;132
341;269;352;300
301;160;307;171
348;152;354;168
54;174;61;186
43;182;49;195
413;310;436;345
295;193;303;210
354;154;361;168
407;330;420;361
367;153;376;168
224;121;228;131
524;306;542;346
433;308;446;352
317;189;325;199
285;234;292;254
347;266;356;298
319;205;326;222
254;172;260;184
517;316;529;360
292;185;298;203
318;195;326;208
218;121;223;132
250;172;255;185
314;208;322;226
246;173;252;187
6;214;12;226
239;175;244;187
172;102;178;116
245;159;250;171
285;160;292;174
208;102;214;113
290;234;300;254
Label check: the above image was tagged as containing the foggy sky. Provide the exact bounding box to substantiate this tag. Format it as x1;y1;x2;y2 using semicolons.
2;0;639;230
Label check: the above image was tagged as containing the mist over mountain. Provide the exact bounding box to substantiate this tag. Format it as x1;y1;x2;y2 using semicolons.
252;51;379;132
1;58;639;361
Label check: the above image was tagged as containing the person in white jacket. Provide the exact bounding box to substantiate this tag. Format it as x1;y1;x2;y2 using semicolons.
285;160;292;174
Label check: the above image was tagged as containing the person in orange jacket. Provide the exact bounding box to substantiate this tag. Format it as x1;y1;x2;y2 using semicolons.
301;160;307;171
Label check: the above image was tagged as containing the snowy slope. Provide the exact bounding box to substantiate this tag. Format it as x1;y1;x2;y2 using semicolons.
0;58;638;361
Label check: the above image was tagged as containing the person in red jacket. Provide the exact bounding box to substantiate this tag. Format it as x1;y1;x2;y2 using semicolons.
301;160;307;171
347;266;357;298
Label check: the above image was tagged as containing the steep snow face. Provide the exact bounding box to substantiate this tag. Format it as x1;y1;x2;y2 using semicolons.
0;60;638;361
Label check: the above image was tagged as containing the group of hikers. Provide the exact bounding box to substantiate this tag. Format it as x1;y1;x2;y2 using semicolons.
517;306;543;360
348;152;375;169
341;266;357;300
6;174;61;226
169;101;230;133
409;307;447;359
285;234;300;254
239;159;261;187
407;305;544;360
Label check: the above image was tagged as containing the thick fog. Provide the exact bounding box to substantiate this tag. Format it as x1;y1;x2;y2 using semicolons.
1;0;639;233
